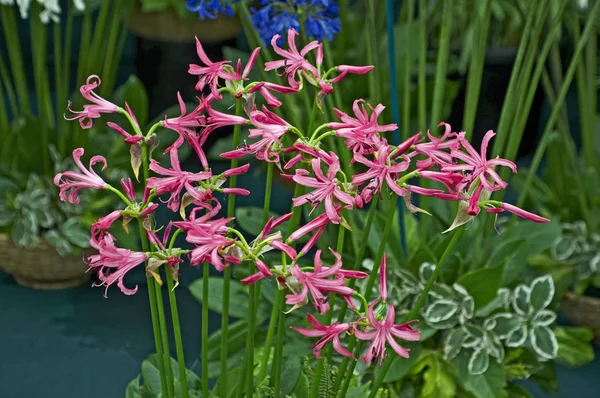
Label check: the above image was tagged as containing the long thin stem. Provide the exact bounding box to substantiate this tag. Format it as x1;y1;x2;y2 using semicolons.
165;271;189;398
0;6;30;115
0;53;18;119
220;98;244;396
154;276;175;397
367;227;464;396
201;263;210;398
518;0;600;207
417;0;427;132
366;0;382;104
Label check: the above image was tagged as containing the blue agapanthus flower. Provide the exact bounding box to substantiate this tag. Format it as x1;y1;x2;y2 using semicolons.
251;0;341;46
186;0;238;20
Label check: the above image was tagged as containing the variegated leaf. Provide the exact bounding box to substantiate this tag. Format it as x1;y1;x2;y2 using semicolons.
424;300;458;323
512;285;532;317
506;326;528;347
486;313;521;339
444;328;466;361
530;325;558;360
476;288;511;317
429;283;456;301
468;347;490;375
529;276;554;312
532;310;556;327
419;262;436;283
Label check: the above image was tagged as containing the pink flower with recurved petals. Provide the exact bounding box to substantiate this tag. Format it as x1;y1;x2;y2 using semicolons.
410;122;459;169
203;106;248;139
352;145;410;198
247;82;298;108
162;92;210;168
65;75;119;129
485;202;550;223
264;29;320;89
87;234;148;296
444;130;517;192
285;249;363;314
220;106;290;163
329;65;375;84
292;313;355;359
241;259;273;285
292;154;354;223
54;148;107;204
329;99;397;157
188;37;240;99
288;210;337;243
354;302;420;365
147;148;212;212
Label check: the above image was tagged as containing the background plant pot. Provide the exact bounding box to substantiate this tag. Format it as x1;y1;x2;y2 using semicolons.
0;234;89;290
562;291;600;346
447;47;545;157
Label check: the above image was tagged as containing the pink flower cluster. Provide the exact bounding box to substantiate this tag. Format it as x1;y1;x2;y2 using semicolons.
57;28;548;366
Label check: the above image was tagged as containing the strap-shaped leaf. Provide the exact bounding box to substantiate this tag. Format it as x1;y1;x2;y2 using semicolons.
530;325;558;360
512;285;531;317
532;310;556;327
485;313;521;339
424;300;458;323
505;326;528;348
444;328;466;361
529;276;554;312
419;262;436;283
468;347;490;375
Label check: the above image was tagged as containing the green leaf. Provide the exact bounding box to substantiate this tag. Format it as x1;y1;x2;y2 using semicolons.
33;206;54;229
455;264;504;310
530;325;558;360
444;329;466;361
485;313;521;339
475;288;510;318
61;217;90;248
0;176;19;197
506;326;528;348
512;285;532;317
418;354;456;398
453;352;506;398
206;320;249;361
189;277;252;319
374;342;422;383
346;382;371;398
44;230;74;256
530;360;558;395
112;75;149;127
210;367;242;398
291;373;309;398
11;217;38;248
555;326;594;367
279;356;302;396
0;205;16;227
489;219;561;284
532;310;556;327
125;375;142;398
505;382;533;398
424;300;458;324
529;275;555;312
468;347;490;375
140;355;164;395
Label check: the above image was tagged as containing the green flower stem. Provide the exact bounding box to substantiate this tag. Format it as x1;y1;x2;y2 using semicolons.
201;263;210;398
367;226;464;397
99;0;124;98
335;196;380;323
417;0;427;131
310;224;346;397
138;219;170;398
0;6;30;115
366;0;381;104
336;194;399;397
165;270;189;398
272;294;286;398
220;98;244;397
0;53;18;119
583;17;597;170
462;0;492;138
518;0;600;208
401;0;415;140
257;290;283;384
153;274;175;397
105;185;135;208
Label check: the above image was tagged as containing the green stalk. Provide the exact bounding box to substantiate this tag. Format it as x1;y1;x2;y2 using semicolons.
366;0;382;103
337;0;349;61
257;290;283;383
584;20;596;170
76;11;92;87
462;0;492;137
0;6;30;115
100;1;123;98
490;0;540;155
87;0;111;77
518;0;600;208
336;194;399;397
310;222;346;398
165;271;189;398
272;295;285;398
429;0;454;132
402;0;415;139
367;228;464;396
59;4;74;157
0;77;8;136
53;22;66;152
201;263;210;398
0;53;18;119
154;274;175;397
549;43;571;138
220;98;244;397
417;0;427;131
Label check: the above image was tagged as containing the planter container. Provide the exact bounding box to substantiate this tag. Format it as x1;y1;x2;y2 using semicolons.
562;291;600;346
0;234;89;290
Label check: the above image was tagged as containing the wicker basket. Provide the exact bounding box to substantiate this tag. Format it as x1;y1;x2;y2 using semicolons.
561;291;600;346
0;234;90;290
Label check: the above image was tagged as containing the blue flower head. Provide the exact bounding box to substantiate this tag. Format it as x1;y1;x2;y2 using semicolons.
250;0;340;46
186;0;238;20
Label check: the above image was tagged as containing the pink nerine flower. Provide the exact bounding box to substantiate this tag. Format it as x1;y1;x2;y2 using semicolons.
264;29;320;89
285;249;363;314
486;202;550;223
410;122;459;169
87;234;148;296
203;106;248;138
292;314;355;359
188;37;240;99
91;210;121;240
162;92;209;169
241;259;273;285
220;106;290;163
329;99;397;157
292;154;354;223
65;75;119;129
354;302;420;365
247;82;298;108
147;148;212;212
54;148;107;204
329;65;375;84
444;130;517;192
352;145;410;197
380;254;388;302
